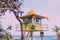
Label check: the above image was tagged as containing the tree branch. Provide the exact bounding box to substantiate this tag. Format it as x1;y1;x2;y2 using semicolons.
11;10;22;24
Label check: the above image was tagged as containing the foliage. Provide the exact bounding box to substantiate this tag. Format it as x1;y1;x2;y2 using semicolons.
0;0;24;40
23;18;35;30
3;32;12;40
23;18;29;25
0;0;23;16
53;25;60;32
30;24;35;30
53;26;60;40
0;0;22;9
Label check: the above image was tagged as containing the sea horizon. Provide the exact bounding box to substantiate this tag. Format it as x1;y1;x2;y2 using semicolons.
13;35;57;40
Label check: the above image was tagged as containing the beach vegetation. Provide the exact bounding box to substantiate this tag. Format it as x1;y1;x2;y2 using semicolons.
3;32;12;40
0;0;24;40
53;25;60;40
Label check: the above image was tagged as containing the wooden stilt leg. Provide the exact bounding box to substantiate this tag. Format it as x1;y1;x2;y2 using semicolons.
30;31;33;40
40;31;44;40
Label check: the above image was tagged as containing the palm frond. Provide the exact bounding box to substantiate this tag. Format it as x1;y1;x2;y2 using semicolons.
53;25;60;32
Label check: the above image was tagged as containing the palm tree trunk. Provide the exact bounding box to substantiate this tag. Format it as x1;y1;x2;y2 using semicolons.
57;32;59;40
12;10;24;40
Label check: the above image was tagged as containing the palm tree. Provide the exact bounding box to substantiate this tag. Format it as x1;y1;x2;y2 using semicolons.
0;0;24;40
53;25;60;40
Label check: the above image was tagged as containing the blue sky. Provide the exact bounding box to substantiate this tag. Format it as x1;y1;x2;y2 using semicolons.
21;0;60;35
22;0;60;27
1;0;60;35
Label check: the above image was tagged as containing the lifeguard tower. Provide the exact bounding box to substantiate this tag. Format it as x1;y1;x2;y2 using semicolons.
20;9;48;40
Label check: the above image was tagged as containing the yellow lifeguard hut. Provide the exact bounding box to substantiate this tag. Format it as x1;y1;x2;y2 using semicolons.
20;9;48;40
20;9;48;31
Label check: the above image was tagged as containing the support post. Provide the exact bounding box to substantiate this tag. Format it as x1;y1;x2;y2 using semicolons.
40;31;44;40
30;31;33;40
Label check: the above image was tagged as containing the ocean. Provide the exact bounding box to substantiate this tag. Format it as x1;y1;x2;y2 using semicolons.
13;35;57;40
33;35;57;40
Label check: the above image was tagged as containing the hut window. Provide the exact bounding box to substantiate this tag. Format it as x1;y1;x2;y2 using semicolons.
35;18;41;24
